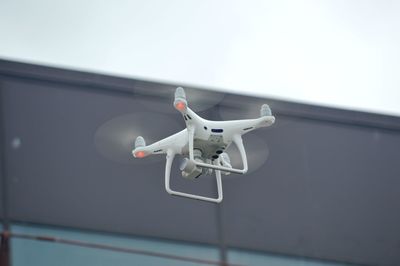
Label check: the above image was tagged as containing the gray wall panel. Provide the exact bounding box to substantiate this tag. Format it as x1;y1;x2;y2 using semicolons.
3;80;220;244
0;158;3;220
221;117;400;265
0;83;5;222
2;60;400;265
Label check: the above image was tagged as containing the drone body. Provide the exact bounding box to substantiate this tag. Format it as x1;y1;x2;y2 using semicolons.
132;87;275;203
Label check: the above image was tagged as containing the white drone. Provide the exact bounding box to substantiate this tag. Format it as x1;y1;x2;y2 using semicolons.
132;87;275;203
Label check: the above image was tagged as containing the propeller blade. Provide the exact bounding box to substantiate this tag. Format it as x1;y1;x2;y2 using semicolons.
175;87;186;101
260;104;272;117
94;112;180;164
134;136;146;149
133;83;225;113
225;132;270;175
219;99;291;130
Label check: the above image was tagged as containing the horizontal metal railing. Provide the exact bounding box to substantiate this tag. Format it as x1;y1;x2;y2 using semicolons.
1;231;243;266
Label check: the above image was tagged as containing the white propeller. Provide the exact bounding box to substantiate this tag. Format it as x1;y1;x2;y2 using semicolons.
135;136;146;148
94;112;180;164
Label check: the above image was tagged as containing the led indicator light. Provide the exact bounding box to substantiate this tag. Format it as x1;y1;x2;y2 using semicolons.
175;101;186;111
135;151;146;158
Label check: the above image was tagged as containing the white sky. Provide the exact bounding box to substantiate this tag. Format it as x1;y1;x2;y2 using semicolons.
1;0;399;116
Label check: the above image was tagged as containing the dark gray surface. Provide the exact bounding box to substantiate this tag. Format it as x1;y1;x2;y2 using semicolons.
0;82;5;221
1;59;400;265
2;80;219;244
221;117;400;265
0;149;3;221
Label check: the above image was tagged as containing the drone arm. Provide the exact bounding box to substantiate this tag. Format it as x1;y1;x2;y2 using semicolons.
220;116;275;137
165;149;223;203
133;130;190;158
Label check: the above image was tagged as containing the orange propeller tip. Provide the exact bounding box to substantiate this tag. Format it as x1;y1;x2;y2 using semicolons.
175;101;186;111
134;151;146;158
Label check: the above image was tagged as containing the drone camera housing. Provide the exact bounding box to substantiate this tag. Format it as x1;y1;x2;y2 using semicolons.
180;158;202;179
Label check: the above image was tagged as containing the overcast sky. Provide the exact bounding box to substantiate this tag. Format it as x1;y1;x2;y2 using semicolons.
1;0;399;116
